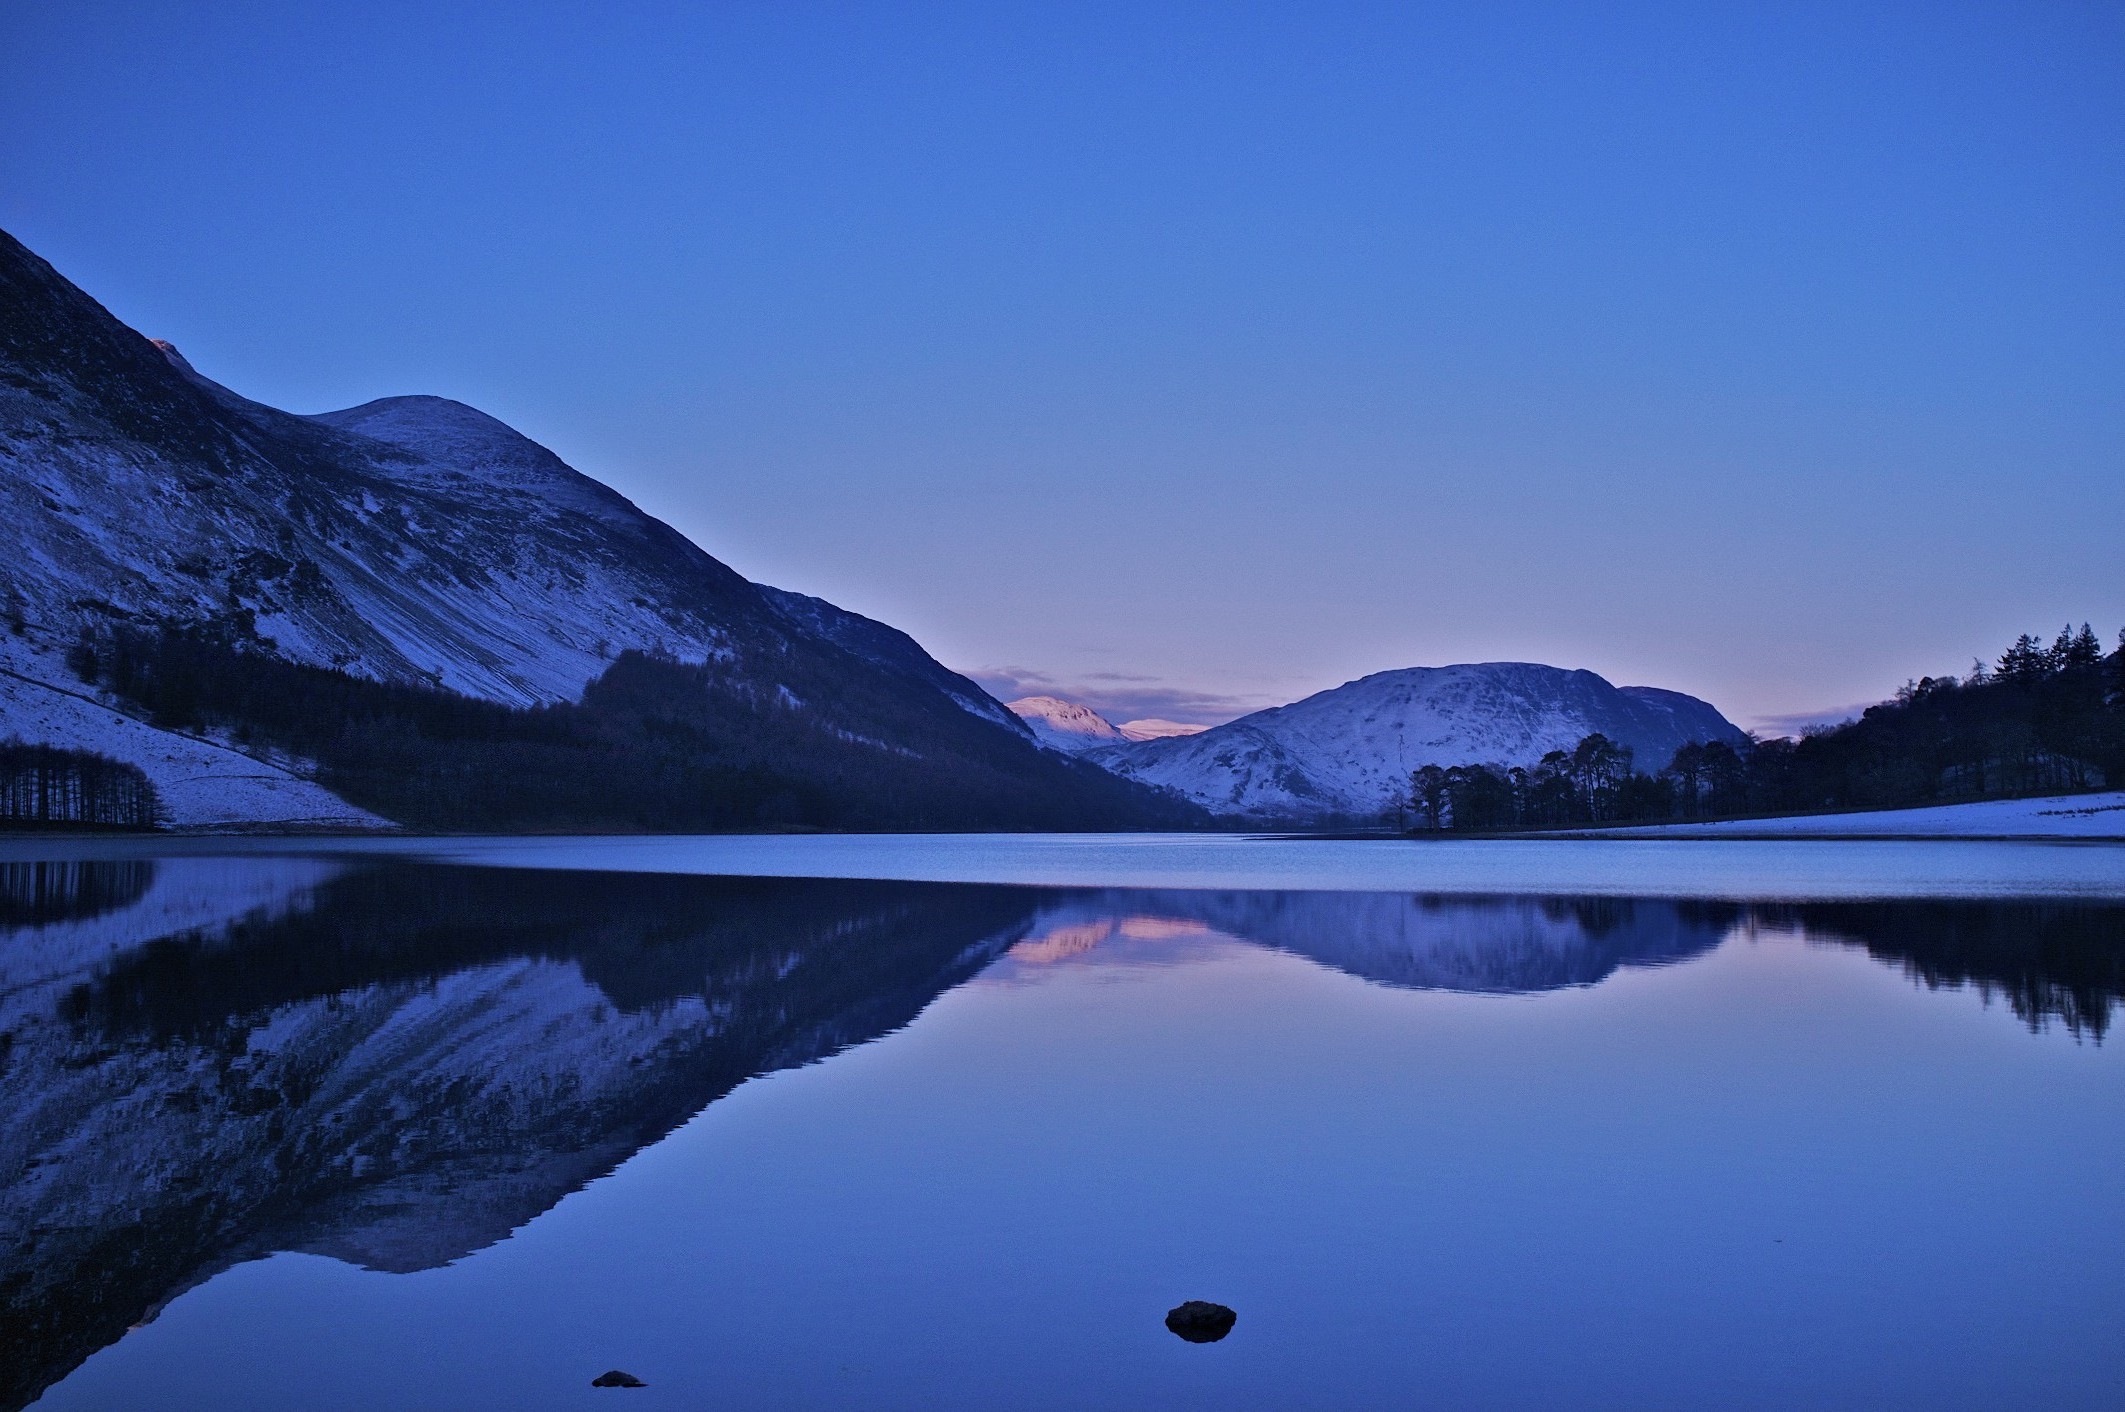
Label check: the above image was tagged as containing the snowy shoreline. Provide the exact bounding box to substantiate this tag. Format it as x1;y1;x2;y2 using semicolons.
1534;791;2125;841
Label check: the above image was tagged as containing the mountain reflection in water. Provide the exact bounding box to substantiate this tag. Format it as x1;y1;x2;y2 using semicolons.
1;861;1036;1411
2;857;2121;1410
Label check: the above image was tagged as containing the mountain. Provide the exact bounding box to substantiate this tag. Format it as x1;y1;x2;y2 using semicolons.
1007;695;1129;752
1007;695;1213;751
1084;662;1748;823
759;586;1025;736
0;226;1188;830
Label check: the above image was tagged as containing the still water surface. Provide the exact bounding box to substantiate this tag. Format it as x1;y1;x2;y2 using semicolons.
4;836;2123;1410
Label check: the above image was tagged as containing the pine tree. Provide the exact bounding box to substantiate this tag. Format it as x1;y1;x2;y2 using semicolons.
2064;622;2103;669
1409;765;1448;831
1998;633;2050;682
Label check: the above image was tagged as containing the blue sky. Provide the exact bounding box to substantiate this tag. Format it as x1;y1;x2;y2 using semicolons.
4;1;2120;728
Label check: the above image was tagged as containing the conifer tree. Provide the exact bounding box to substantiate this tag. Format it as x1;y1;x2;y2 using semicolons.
1998;634;2050;682
1409;765;1448;831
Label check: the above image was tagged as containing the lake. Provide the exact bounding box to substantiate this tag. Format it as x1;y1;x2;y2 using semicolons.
4;835;2123;1410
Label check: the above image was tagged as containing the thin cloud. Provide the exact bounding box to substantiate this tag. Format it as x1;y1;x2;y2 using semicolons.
963;667;1264;727
1749;702;1877;738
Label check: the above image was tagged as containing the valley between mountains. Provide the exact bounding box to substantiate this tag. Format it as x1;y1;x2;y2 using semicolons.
0;226;1745;832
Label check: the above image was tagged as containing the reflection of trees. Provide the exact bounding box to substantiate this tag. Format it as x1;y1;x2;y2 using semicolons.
1016;891;2125;1038
0;859;153;927
1770;900;2125;1041
2;866;1040;1412
57;867;1029;1041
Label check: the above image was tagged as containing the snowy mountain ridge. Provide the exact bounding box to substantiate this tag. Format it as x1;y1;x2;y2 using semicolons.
1007;695;1129;752
0;225;1111;826
1;232;843;708
0;223;1019;714
764;587;1027;736
1085;662;1747;823
1006;695;1211;751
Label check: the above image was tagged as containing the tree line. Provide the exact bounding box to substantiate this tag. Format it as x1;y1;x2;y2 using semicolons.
65;625;1203;833
1406;624;2125;831
0;741;161;829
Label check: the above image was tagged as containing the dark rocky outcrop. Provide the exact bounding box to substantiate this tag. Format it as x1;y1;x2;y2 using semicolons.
1165;1300;1237;1343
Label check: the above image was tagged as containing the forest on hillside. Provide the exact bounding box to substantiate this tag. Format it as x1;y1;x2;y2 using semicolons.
66;626;1202;833
1406;625;2125;831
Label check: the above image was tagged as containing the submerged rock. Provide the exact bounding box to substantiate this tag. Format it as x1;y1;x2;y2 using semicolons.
591;1369;647;1388
1164;1300;1237;1343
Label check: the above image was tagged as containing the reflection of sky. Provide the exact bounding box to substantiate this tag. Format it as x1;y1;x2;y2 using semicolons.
41;902;2124;1412
259;833;2125;903
986;911;1229;979
6;848;2121;1411
7;7;2122;727
986;893;1739;996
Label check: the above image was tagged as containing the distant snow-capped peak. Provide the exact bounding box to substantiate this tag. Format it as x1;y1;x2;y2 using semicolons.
1007;695;1128;753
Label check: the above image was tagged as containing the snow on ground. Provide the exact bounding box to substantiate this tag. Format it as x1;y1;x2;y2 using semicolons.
1573;792;2125;840
0;635;391;831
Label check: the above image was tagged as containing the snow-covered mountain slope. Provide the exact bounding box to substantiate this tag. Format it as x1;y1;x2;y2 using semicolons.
0;635;387;829
308;394;654;531
1085;663;1747;823
1008;695;1128;752
0;260;731;706
4;228;939;718
0;226;1167;827
761;586;1029;736
0;225;1030;715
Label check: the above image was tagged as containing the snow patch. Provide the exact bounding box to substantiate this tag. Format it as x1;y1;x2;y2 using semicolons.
1573;791;2125;840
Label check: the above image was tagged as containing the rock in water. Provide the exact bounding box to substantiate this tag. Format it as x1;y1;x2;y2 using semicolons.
591;1369;647;1388
1165;1300;1237;1343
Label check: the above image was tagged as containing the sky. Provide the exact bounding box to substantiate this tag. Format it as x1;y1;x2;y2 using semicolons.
3;1;2120;730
